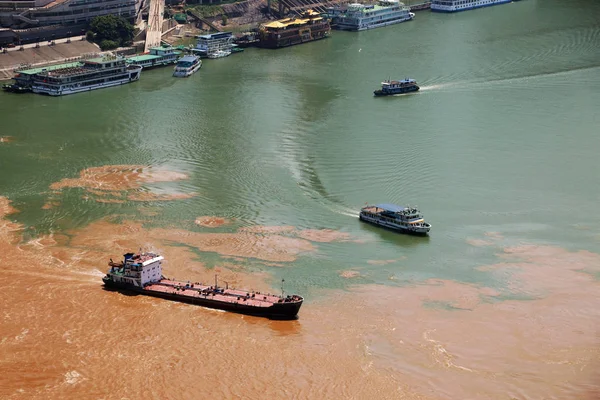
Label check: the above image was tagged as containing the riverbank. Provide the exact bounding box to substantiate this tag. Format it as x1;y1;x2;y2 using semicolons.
0;40;100;81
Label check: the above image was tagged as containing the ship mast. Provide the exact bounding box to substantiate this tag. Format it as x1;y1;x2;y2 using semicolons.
281;278;285;297
215;274;218;289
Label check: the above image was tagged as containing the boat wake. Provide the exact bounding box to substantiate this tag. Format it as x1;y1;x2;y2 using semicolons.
419;64;600;93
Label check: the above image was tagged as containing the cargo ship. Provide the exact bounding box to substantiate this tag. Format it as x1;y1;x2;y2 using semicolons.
102;252;303;319
257;10;331;49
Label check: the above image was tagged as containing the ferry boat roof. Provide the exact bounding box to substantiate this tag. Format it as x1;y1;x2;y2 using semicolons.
128;54;162;62
179;55;199;62
262;10;323;29
16;62;83;75
375;203;407;212
196;32;233;40
383;78;417;85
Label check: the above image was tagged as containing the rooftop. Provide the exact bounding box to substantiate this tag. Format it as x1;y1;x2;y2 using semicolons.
196;32;233;40
127;54;161;62
16;62;83;75
375;203;406;212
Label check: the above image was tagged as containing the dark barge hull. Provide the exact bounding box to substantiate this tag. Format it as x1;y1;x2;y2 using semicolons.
374;86;420;96
359;214;429;236
257;26;331;49
103;279;302;320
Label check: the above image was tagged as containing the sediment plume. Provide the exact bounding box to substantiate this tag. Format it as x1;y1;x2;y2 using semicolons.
47;165;196;204
1;200;598;399
195;216;232;228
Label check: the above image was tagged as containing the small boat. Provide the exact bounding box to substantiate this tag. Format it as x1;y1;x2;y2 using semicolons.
207;49;231;59
374;78;419;96
2;83;30;93
359;203;431;235
173;55;202;77
103;252;303;319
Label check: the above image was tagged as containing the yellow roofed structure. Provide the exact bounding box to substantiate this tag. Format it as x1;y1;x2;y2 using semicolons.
261;9;323;30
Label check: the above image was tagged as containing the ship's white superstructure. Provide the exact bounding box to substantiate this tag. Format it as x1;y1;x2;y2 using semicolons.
327;0;414;31
431;0;511;13
30;55;141;96
106;252;164;287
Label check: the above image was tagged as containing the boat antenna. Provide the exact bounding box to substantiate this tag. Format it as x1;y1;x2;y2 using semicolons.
281;278;285;297
215;274;218;289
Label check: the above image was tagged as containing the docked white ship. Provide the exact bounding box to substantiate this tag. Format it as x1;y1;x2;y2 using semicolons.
172;55;202;77
431;0;511;13
30;55;142;96
359;203;431;235
127;46;181;69
193;32;233;58
327;0;414;31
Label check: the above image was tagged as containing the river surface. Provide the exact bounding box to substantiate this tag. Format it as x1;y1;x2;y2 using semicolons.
1;1;600;398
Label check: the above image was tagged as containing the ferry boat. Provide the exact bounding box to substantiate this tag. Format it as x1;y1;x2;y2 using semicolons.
374;78;419;96
193;32;234;58
103;252;303;320
359;203;431;235
431;0;511;12
126;46;181;70
257;9;331;49
30;55;142;96
327;0;415;31
172;55;202;77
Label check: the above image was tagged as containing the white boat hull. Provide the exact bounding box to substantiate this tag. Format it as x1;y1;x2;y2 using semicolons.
431;0;511;12
359;213;431;235
31;67;142;96
335;14;414;31
173;62;202;77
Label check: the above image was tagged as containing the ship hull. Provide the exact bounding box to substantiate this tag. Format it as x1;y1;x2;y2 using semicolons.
359;213;430;235
431;0;511;13
333;15;413;31
103;278;302;320
374;85;419;96
31;67;142;96
258;27;330;49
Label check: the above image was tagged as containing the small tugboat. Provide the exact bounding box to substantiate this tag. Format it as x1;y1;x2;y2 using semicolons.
173;55;202;77
374;78;419;96
2;83;30;94
359;203;431;235
103;252;303;319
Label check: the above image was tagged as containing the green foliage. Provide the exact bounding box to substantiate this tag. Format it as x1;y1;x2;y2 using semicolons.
186;5;225;18
221;15;228;26
88;15;134;48
85;30;95;42
99;39;119;51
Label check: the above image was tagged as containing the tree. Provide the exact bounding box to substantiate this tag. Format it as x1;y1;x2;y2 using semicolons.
88;15;134;49
221;15;228;26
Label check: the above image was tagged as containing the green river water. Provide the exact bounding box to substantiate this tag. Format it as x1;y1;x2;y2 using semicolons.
1;0;599;296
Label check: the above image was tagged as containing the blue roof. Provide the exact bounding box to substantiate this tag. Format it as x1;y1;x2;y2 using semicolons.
179;55;198;62
376;203;406;212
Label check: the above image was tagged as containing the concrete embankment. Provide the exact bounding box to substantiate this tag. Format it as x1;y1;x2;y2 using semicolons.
0;40;100;81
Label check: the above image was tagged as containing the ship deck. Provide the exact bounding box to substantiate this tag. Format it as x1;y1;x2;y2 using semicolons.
362;206;385;214
144;279;289;308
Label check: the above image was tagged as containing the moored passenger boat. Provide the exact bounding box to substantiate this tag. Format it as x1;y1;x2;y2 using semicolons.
359;203;431;235
327;0;415;31
126;46;181;69
257;9;331;49
30;55;142;96
172;55;202;77
374;78;419;96
431;0;511;13
103;252;303;319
